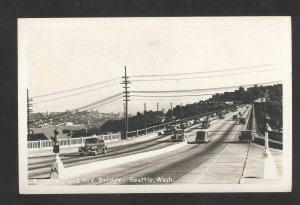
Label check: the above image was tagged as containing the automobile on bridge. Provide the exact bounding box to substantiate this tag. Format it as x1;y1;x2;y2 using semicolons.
238;130;254;143
232;115;238;120
204;116;211;122
164;125;178;135
239;117;246;124
180;122;187;129
171;129;185;142
194;118;201;124
200;120;210;129
78;138;107;156
218;114;225;119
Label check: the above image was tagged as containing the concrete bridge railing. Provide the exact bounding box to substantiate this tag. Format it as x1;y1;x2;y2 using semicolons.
27;132;122;150
251;104;282;150
126;108;232;138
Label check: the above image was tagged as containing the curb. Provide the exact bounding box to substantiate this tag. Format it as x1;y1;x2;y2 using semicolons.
60;140;187;179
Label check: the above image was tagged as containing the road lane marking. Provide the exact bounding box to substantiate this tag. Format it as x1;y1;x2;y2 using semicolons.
193;124;240;184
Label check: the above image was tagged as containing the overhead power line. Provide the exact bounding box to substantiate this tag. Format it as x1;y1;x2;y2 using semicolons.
32;77;121;99
131;94;214;97
88;96;123;110
32;81;121;104
131;81;281;94
130;68;279;82
129;63;281;78
74;92;123;111
30;93;123;123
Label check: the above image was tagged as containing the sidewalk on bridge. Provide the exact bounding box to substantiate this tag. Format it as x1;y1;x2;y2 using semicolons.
240;143;282;184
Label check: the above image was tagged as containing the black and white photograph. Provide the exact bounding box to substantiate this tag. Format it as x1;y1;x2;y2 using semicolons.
18;17;292;193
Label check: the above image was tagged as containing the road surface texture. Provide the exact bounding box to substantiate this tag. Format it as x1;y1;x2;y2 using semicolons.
29;105;282;185
29;115;214;179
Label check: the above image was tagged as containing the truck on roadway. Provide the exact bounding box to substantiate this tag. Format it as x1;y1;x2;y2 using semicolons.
195;130;210;143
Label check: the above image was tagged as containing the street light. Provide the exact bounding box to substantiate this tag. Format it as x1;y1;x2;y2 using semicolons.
50;129;64;179
257;96;278;179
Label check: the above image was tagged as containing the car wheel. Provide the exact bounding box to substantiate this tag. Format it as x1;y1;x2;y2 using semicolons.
103;148;107;154
94;149;98;156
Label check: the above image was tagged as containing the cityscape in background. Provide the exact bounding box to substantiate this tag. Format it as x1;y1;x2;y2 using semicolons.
28;83;282;141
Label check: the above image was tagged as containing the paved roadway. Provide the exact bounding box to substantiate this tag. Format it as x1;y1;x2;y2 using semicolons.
29;113;222;179
29;135;175;178
56;105;279;185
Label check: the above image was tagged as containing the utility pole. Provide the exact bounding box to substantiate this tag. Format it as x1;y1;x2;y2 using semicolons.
123;103;126;118
144;103;147;129
121;66;131;139
157;103;159;112
27;89;33;141
181;102;183;119
170;103;173;124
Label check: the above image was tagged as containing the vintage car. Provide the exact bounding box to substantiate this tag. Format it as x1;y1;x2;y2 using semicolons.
195;131;210;143
232;115;238;120
164;125;176;135
180;122;188;129
204;116;211;122
171;129;185;142
194;118;201;124
200;120;210;129
187;121;194;127
79;138;107;156
239;117;246;124
239;130;254;143
218;114;225;119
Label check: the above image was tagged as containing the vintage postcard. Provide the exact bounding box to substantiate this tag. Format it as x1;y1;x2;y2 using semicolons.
18;17;292;193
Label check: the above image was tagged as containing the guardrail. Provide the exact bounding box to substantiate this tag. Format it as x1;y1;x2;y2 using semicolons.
125;108;231;138
27;133;121;149
28;107;236;149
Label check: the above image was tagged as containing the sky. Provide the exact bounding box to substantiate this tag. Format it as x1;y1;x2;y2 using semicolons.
19;17;291;115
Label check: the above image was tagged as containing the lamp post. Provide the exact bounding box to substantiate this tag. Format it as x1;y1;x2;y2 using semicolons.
257;97;278;179
50;129;64;179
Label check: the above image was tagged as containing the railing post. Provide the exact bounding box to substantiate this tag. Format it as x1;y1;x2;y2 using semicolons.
152;126;154;133
110;133;113;141
136;130;138;137
81;137;84;146
39;139;42;150
145;128;147;135
69;137;71;147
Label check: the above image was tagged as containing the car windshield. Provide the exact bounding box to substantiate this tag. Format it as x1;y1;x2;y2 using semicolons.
197;132;206;136
85;138;98;143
